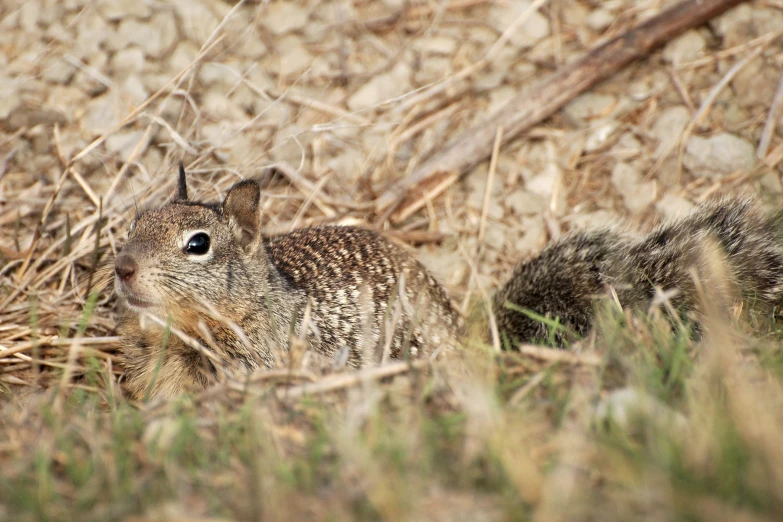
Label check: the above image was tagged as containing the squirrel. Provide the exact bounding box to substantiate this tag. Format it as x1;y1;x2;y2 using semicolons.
114;164;783;399
492;196;783;346
115;166;459;399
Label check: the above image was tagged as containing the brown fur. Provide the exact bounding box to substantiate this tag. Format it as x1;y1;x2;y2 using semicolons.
115;177;459;400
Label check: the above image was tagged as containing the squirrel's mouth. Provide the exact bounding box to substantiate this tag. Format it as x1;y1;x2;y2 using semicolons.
116;285;158;310
124;294;157;309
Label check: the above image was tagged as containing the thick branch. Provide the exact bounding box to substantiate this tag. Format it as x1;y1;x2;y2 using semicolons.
376;0;749;213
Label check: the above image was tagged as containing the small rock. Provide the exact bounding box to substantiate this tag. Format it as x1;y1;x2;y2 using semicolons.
526;163;561;199
348;62;412;111
96;0;151;21
261;2;310;35
584;121;619;152
563;93;616;127
19;0;40;32
586;8;614;32
276;35;314;78
655;195;694;219
111;47;145;76
487;86;516;116
650;106;690;158
82;94;120;135
169;41;199;71
474;69;506;92
484;223;510;252
45;23;73;44
517;215;547;255
120;75;149;105
505;189;547;216
683;133;756;177
611;162;655;215
198;62;240;88
150;11;177;58
760;171;783;194
105;130;147;162
414;35;457;56
488;1;550;49
41;57;76;84
662;30;706;64
112;18;162;58
176;0;219;43
610;132;643;160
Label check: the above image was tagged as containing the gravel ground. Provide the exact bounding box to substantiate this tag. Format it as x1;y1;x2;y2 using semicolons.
1;0;783;360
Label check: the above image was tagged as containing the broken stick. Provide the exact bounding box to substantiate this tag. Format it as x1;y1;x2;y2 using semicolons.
375;0;749;218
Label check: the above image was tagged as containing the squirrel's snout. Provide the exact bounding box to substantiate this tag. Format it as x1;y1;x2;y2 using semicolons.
115;253;138;284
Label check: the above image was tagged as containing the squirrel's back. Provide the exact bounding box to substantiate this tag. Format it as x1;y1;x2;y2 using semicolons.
266;226;459;366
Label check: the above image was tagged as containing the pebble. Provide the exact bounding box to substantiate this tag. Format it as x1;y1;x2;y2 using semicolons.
611;162;655;215
111;47;145;76
414;36;457;56
655;195;694;220
348;62;412;111
41;57;76;84
650;106;690;158
105;130;147;162
564;93;617;128
586;8;614;32
81;94;120;135
488;1;550;49
176;0;219;43
505;189;548;216
516;215;548;255
276;35;314;78
260;2;310;35
96;0;151;21
662;30;706;64
683;133;756;177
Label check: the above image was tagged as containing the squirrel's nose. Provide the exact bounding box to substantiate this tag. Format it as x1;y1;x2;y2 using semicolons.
115;253;138;283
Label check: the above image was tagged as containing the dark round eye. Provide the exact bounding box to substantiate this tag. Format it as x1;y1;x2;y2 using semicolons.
184;232;211;255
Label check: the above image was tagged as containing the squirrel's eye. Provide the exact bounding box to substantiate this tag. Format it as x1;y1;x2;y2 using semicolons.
185;232;211;255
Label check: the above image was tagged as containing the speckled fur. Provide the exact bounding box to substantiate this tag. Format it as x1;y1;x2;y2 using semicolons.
493;196;783;345
116;180;458;400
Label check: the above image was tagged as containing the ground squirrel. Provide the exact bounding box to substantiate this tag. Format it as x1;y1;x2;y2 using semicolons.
115;167;458;399
493;196;783;345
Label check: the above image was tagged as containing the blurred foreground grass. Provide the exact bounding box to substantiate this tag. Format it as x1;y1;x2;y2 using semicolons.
2;303;783;522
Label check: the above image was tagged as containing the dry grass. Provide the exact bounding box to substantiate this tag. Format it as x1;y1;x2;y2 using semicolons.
3;0;783;520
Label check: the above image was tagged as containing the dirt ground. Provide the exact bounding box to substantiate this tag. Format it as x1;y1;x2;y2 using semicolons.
3;1;783;520
3;0;783;368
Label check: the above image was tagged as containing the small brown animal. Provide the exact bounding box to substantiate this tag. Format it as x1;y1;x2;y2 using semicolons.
115;167;458;399
493;196;783;345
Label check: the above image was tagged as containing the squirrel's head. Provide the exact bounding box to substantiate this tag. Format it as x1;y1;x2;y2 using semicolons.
114;165;266;320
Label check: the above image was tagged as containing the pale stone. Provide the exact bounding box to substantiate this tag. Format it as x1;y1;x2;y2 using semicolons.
586;8;614;32
261;2;310;35
106;130;147;162
96;0;151;21
683;133;756;177
82;94;121;135
488;1;550;49
663;30;706;64
650;106;690;158
348;62;412;111
41;57;76;84
656;195;694;220
564;93;617;127
111;47;145;76
505;189;547;216
276;35;314;78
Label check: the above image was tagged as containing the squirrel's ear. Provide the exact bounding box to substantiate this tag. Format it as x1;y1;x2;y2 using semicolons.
177;162;188;201
223;180;261;249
